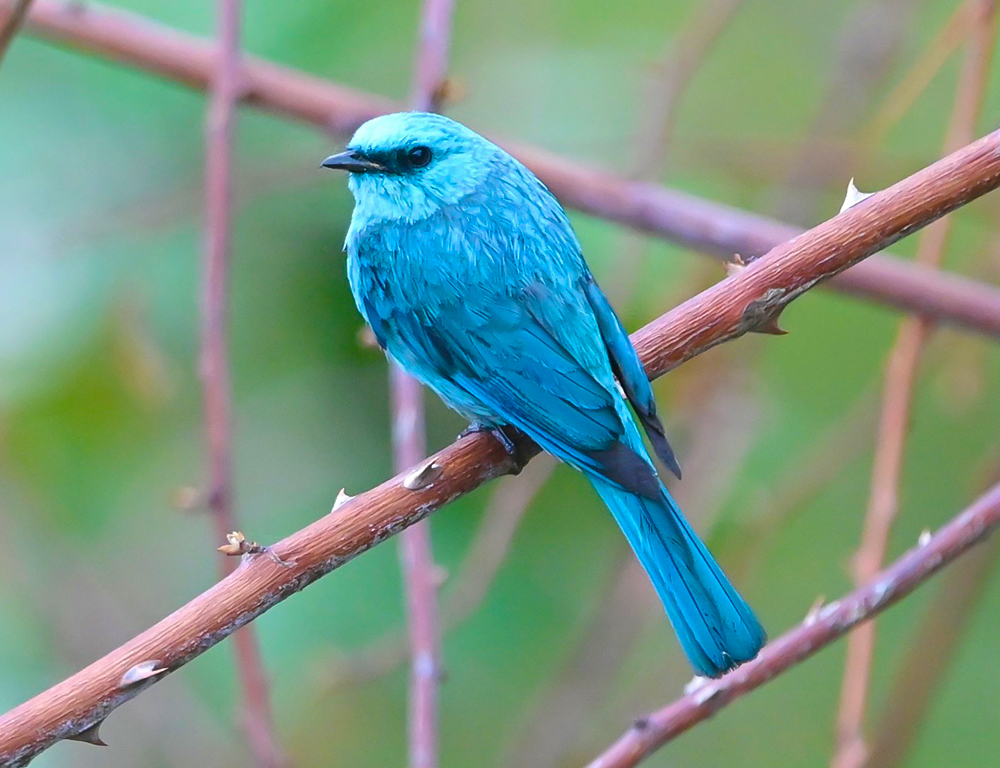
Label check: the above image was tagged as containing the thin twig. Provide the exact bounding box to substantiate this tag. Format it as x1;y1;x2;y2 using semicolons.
730;387;878;579
863;0;977;146
773;0;913;223
608;0;745;302
832;8;997;766
3;127;1000;766
632;0;745;177
201;0;284;765
0;0;32;64
10;0;1000;336
585;479;1000;768
390;2;456;766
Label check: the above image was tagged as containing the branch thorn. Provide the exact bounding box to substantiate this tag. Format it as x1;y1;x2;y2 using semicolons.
218;531;293;567
404;460;443;491
119;660;167;688
68;719;108;747
333;487;354;512
839;177;876;213
724;253;748;276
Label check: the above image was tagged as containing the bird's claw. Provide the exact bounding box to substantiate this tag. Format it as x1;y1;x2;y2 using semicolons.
459;423;529;474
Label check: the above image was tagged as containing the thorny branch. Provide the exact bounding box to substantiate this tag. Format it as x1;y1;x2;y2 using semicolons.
584;480;1000;768
870;528;1000;768
6;0;1000;337
2;125;1000;765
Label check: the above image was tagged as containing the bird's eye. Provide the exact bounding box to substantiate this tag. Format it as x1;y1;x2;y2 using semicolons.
406;146;432;168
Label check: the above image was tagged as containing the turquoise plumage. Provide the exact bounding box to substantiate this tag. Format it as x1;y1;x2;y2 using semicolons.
322;112;765;677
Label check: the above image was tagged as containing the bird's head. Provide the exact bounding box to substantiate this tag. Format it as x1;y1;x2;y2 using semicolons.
322;112;503;223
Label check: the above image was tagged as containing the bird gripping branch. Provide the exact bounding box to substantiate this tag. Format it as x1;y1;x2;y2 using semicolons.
322;112;765;677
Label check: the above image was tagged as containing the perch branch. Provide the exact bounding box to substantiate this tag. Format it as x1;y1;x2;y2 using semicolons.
2;125;1000;766
7;0;1000;337
832;8;997;766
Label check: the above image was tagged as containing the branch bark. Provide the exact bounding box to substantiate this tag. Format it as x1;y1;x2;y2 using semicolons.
2;123;999;767
7;0;1000;337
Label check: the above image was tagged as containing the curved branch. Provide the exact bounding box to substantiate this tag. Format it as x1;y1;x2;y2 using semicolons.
1;124;999;766
6;0;1000;337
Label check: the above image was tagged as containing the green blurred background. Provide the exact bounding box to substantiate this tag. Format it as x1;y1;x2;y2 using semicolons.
2;0;999;766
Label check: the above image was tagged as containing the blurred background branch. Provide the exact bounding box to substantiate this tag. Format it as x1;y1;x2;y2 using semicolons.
199;0;285;765
391;1;457;766
0;0;32;64
833;6;997;766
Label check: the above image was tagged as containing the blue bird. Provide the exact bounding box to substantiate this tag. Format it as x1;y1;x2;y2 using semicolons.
322;112;765;677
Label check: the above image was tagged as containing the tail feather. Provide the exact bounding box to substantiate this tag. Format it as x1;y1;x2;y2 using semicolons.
588;459;765;677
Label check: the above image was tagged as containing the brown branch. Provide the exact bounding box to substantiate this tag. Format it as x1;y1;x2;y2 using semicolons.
200;0;284;765
0;0;32;64
411;0;455;114
391;2;456;765
832;8;997;766
2;124;1000;767
391;367;439;768
9;0;1000;337
584;479;1000;768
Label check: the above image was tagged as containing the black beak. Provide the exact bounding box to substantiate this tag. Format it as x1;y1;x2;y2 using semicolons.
320;150;385;173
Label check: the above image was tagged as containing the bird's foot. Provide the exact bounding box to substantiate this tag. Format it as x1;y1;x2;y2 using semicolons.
459;423;531;474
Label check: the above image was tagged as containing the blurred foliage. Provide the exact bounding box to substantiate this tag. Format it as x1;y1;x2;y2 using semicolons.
1;0;1000;766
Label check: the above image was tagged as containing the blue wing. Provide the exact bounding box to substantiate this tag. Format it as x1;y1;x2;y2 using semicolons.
582;276;681;478
382;281;664;499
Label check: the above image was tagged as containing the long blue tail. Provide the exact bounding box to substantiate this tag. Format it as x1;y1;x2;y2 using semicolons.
587;434;765;677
